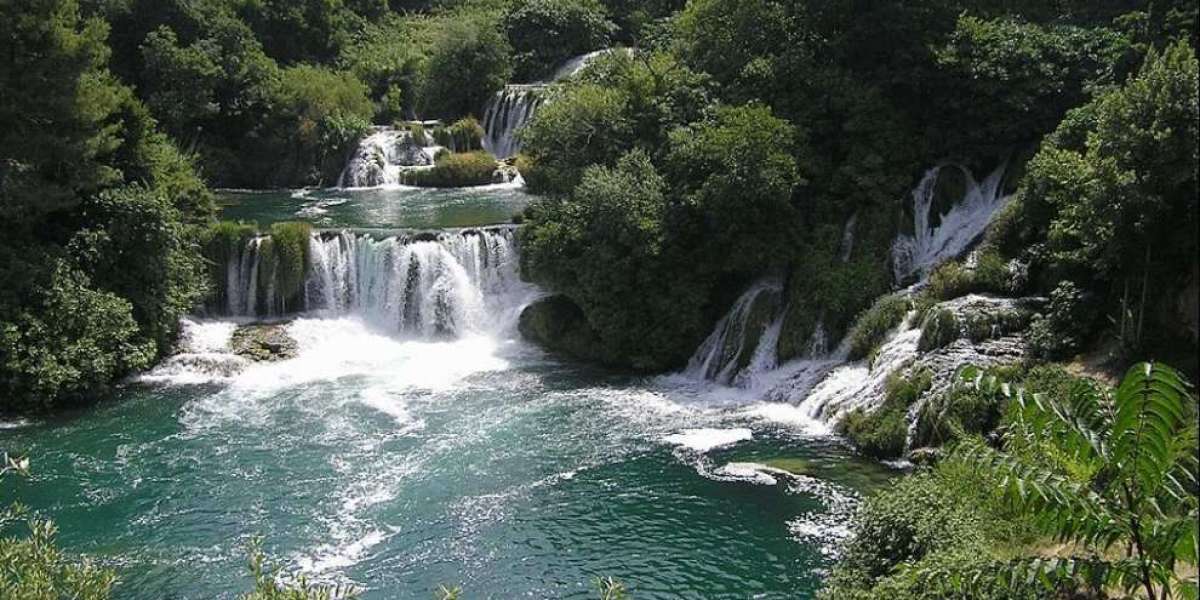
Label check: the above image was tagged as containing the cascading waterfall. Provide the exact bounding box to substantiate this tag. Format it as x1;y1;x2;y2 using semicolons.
481;48;631;159
338;127;441;188
218;228;528;338
481;85;545;159
685;279;784;386
891;163;1010;283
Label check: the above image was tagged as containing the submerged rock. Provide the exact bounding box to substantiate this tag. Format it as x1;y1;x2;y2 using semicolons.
231;323;298;362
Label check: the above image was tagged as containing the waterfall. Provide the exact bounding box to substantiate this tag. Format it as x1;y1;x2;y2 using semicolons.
338;127;440;188
891;163;1010;283
685;279;784;386
217;228;529;338
481;86;545;159
481;48;631;159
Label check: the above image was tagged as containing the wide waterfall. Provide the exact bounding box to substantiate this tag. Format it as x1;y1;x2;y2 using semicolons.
217;227;530;337
891;163;1010;283
481;85;545;159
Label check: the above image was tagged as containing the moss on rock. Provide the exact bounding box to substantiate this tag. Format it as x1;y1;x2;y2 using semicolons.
518;295;614;364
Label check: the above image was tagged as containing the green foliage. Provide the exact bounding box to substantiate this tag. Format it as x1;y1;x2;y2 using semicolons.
338;15;426;121
520;84;630;195
1;456;116;599
838;370;932;459
917;308;959;352
1027;280;1099;359
401;151;497;187
0;0;212;412
0;259;153;411
942;362;1199;600
264;222;312;314
912;364;1021;448
241;538;358;600
420;15;511;120
930;15;1134;157
923;253;1015;302
1019;42;1198;349
430;117;485;152
846;294;910;361
520;150;709;369
665;103;802;274
272;64;373;185
503;0;615;82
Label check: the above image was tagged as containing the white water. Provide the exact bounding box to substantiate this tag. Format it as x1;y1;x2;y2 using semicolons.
685;279;784;385
481;86;545;159
481;48;630;159
891;163;1010;283
220;228;535;338
338;128;441;188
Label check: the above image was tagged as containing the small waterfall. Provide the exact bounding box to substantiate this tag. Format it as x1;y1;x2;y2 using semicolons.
218;228;529;338
685;279;784;385
481;86;545;159
891;163;1010;283
481;48;631;159
338;127;439;188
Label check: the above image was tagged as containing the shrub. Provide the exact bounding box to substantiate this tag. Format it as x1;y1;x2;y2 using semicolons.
838;370;931;459
846;294;910;361
431;117;485;152
401;151;497;187
925;261;974;300
1027;280;1097;359
521;83;631;195
912;364;1022;448
0;260;153;411
257;222;312;314
917;308;959;352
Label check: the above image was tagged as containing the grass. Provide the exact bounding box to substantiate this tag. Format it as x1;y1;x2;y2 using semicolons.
847;294;911;361
401;151;497;187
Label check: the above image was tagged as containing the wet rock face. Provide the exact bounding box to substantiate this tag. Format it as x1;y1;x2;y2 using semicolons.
231;323;298;362
518;295;612;364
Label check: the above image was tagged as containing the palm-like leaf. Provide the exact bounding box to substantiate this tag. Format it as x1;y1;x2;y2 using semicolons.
950;362;1198;599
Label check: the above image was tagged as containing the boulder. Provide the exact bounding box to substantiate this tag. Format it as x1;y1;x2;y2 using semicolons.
518;295;612;364
231;323;298;362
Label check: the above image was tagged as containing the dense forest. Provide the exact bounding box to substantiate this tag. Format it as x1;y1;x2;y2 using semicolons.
1;0;1197;597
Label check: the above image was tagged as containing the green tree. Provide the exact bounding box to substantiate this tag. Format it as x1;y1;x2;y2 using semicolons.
1020;42;1198;349
502;0;615;82
520;150;710;369
665;103;802;274
520;83;631;195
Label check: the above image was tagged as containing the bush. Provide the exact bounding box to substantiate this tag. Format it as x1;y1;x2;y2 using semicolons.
0;260;153;411
838;370;931;459
1027;280;1098;359
431;117;485;152
912;364;1022;448
503;0;615;82
925;261;974;300
846;294;910;361
401;151;498;187
917;308;959;352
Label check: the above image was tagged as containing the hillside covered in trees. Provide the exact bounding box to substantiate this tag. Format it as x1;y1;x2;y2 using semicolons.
1;0;1197;598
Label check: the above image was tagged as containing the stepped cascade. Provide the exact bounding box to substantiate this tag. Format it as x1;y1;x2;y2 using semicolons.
684;163;1024;447
217;228;531;338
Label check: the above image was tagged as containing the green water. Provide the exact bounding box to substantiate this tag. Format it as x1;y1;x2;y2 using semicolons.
217;185;531;230
2;186;894;598
0;317;892;599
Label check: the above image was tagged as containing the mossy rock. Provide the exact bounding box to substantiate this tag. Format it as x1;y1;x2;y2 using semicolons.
518;295;613;364
231;323;298;362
